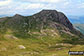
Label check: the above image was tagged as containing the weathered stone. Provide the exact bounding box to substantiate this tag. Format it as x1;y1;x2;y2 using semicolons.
5;35;18;40
0;47;7;51
33;10;73;30
18;45;26;49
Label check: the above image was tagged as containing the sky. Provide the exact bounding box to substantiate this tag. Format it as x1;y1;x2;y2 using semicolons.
0;0;84;17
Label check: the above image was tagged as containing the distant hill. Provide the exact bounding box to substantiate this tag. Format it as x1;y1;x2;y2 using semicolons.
74;24;84;34
68;16;84;24
0;15;7;18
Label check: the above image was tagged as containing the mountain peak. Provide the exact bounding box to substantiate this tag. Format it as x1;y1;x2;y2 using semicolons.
14;14;22;17
39;9;58;15
41;9;57;12
33;9;73;30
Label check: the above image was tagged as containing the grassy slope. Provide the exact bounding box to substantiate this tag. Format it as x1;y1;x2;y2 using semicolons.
0;29;84;56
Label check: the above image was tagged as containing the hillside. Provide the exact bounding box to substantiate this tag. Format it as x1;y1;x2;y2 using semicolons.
0;10;83;37
0;10;84;56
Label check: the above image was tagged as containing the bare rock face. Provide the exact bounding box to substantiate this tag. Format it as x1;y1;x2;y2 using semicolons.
58;12;73;30
33;10;73;30
32;10;84;37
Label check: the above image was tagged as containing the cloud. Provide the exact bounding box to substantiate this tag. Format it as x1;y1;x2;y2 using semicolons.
16;3;58;10
0;0;84;16
78;3;84;8
0;0;71;16
16;3;45;10
19;0;66;3
0;0;12;6
64;2;69;6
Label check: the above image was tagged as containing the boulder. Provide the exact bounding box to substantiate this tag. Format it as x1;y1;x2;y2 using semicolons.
18;45;26;49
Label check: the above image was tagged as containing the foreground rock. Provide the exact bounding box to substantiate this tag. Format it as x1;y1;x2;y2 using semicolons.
18;45;26;49
0;47;7;51
5;34;18;40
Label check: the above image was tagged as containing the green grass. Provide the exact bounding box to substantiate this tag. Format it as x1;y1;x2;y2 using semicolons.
0;29;84;56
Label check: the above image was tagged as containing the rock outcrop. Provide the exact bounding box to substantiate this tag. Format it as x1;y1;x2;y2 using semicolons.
33;10;73;30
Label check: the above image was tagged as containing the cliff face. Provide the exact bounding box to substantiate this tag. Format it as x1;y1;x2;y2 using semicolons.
33;10;73;30
58;12;73;30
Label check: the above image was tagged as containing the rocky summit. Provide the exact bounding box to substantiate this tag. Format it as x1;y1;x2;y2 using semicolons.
33;10;73;30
